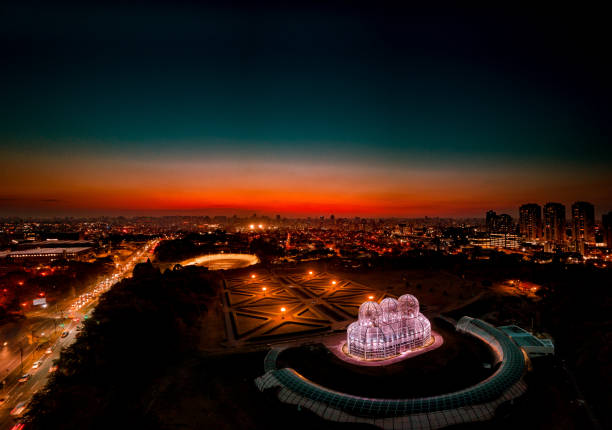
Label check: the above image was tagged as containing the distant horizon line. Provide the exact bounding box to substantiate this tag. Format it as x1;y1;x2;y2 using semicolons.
1;214;487;221
3;201;611;221
0;213;609;222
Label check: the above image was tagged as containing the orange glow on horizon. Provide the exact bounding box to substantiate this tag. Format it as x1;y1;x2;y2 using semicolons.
2;154;610;217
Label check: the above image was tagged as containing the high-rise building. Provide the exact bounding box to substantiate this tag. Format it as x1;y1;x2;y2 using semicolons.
485;211;513;234
519;203;542;241
543;203;565;250
497;214;514;234
571;201;595;253
601;211;612;248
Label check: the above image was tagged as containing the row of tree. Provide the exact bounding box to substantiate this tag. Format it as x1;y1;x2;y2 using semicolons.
25;261;219;429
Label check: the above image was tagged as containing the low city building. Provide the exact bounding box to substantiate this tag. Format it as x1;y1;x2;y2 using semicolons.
498;325;555;357
3;247;92;263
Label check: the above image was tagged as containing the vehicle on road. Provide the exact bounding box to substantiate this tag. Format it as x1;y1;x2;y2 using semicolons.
61;331;69;338
10;401;27;416
32;360;43;369
45;346;53;354
49;364;58;373
10;423;25;430
17;374;30;383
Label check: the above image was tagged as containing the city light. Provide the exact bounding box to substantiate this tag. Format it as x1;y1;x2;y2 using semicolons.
0;10;608;429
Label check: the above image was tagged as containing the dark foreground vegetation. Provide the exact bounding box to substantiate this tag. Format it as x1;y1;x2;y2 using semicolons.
22;254;610;429
24;260;369;430
24;261;219;429
447;261;611;430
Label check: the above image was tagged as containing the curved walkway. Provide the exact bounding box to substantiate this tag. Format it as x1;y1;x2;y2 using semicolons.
255;316;526;429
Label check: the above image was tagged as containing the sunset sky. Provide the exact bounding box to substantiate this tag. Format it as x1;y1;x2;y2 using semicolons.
2;3;611;217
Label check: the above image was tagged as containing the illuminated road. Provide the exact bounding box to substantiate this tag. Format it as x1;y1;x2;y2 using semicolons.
0;240;157;430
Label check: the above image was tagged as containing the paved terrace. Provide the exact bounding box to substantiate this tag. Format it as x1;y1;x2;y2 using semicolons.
220;270;385;346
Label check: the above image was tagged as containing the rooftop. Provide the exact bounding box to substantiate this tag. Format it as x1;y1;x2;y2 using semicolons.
6;247;91;256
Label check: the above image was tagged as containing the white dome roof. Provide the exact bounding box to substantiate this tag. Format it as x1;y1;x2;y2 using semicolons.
380;297;401;323
358;301;382;325
398;294;420;317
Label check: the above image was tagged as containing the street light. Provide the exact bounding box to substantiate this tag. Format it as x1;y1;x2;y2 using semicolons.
331;280;337;285
368;295;374;300
251;274;256;279
308;271;313;275
262;287;267;296
280;307;286;319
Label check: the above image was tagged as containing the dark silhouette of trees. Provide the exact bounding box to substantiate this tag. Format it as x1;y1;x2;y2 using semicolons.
25;261;219;430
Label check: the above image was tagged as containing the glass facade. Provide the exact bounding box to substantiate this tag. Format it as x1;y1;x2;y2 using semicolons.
347;295;431;360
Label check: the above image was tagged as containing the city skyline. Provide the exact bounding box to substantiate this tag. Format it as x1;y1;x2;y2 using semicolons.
1;4;610;430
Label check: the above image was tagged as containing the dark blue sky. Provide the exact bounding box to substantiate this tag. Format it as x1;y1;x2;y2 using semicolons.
1;2;611;216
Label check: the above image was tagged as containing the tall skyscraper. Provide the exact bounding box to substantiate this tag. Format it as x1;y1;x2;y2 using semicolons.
543;202;565;249
601;211;612;248
519;203;542;241
571;201;595;253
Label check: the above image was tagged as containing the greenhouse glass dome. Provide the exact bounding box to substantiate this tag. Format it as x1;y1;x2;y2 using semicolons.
347;295;431;360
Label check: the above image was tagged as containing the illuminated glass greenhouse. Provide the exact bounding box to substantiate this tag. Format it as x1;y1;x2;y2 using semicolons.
346;295;431;360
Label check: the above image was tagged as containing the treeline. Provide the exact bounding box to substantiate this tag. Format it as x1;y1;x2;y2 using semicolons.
24;261;219;429
154;232;250;262
534;265;612;429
